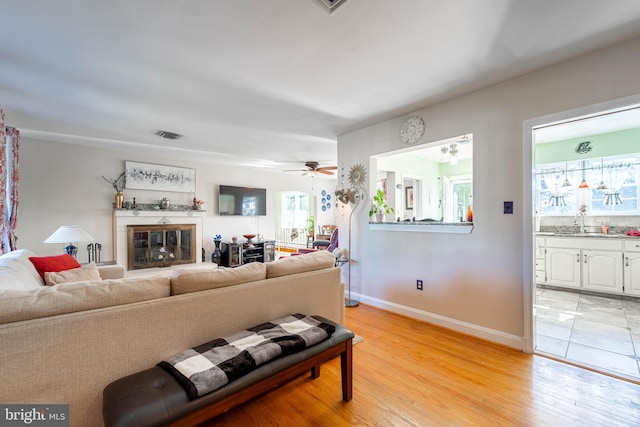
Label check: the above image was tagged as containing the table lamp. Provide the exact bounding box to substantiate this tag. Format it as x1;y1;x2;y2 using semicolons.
44;225;94;258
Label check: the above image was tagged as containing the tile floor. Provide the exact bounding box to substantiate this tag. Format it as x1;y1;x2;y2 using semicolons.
535;287;640;381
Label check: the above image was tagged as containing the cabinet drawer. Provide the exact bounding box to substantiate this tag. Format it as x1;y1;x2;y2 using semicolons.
535;270;545;283
624;240;640;252
535;259;546;270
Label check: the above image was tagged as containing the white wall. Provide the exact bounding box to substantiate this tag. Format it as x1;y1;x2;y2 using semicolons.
337;36;640;349
17;139;336;263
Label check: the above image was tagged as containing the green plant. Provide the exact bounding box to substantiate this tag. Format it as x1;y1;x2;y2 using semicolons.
369;189;394;217
306;216;315;236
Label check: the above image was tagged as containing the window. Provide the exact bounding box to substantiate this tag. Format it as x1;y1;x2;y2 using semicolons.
535;154;640;215
280;192;310;230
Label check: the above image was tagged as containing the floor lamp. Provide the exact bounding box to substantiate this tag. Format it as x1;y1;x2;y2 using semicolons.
345;193;360;307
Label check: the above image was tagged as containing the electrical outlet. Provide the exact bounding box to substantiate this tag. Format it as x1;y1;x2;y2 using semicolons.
416;279;423;290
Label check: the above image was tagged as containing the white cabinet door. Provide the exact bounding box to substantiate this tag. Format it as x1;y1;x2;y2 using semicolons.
625;252;640;296
546;247;581;289
582;250;623;293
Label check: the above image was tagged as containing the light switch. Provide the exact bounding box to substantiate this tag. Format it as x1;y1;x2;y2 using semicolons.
504;201;513;214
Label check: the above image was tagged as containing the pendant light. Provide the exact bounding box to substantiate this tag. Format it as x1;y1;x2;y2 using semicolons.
596;158;608;190
561;163;572;187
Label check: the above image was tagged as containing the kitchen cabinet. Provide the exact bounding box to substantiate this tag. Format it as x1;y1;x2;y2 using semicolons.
624;240;640;296
546;246;581;289
545;237;623;293
582;249;623;293
535;237;546;284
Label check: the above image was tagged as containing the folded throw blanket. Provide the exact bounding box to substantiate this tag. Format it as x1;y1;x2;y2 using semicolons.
158;314;335;400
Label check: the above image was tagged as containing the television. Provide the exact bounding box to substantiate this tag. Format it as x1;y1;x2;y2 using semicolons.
218;185;267;216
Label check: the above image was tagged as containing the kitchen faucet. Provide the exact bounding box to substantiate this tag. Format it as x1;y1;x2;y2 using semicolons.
574;212;586;233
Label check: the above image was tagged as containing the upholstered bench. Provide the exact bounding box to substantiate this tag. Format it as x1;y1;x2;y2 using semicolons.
103;317;353;427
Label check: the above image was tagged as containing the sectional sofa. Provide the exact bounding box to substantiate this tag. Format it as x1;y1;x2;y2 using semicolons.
0;249;343;427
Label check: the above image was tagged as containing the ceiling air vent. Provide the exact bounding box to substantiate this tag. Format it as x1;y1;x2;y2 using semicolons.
309;0;349;14
155;130;182;140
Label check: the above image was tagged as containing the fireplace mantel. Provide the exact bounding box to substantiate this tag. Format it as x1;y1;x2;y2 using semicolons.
113;210;205;270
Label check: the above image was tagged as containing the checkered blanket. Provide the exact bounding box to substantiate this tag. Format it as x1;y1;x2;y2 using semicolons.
157;314;336;400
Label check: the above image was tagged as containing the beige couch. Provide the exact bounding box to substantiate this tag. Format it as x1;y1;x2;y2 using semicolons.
0;249;343;427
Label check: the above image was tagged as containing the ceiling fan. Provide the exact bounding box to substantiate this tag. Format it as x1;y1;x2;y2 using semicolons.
285;161;337;176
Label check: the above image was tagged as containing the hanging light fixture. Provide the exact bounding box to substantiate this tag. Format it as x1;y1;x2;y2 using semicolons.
440;145;449;162
449;143;459;165
596;158;608;190
578;178;589;188
561;162;572;187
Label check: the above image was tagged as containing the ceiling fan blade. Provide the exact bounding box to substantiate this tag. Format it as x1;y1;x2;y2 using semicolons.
318;170;335;175
318;166;337;171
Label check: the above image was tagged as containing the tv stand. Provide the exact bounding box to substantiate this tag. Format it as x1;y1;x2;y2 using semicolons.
219;240;275;267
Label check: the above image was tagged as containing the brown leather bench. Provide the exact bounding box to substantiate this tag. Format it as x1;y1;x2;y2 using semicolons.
103;318;353;427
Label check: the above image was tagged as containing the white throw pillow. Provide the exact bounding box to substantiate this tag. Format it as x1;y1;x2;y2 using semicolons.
0;249;44;286
0;257;44;291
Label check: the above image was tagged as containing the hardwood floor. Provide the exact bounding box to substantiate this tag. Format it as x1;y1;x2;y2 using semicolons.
202;304;640;426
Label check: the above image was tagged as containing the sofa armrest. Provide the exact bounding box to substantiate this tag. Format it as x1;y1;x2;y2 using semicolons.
98;264;125;280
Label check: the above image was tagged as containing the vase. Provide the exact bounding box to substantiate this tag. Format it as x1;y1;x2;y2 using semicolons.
115;191;124;209
211;240;222;265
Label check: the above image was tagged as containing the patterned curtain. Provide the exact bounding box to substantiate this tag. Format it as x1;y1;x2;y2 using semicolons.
6;126;20;251
0;106;20;254
0;107;6;254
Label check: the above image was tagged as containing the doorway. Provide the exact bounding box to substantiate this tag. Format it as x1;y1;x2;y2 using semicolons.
525;94;640;381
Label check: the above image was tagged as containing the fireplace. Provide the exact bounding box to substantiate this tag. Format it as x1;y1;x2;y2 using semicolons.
113;210;205;271
127;224;196;270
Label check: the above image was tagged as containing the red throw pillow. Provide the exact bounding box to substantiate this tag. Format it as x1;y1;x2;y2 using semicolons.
29;255;81;281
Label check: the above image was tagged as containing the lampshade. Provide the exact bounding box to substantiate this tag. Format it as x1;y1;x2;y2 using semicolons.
44;225;94;244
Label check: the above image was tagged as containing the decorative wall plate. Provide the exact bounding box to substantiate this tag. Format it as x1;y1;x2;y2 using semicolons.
348;163;367;188
399;115;426;145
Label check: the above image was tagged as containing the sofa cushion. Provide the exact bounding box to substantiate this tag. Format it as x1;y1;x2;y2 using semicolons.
0;276;171;324
0;249;44;288
170;262;267;295
0;258;43;291
29;254;81;281
44;263;102;286
266;251;336;279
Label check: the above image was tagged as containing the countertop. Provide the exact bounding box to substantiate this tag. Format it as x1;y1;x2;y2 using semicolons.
536;232;638;239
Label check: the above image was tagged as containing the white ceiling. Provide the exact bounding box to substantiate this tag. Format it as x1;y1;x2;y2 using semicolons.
2;0;640;173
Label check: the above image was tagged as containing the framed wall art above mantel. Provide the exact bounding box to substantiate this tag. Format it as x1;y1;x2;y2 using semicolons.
124;161;196;193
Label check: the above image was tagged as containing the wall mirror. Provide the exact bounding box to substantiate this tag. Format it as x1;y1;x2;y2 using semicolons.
370;133;473;226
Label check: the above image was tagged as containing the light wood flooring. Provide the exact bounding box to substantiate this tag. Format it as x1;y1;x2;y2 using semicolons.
203;304;640;426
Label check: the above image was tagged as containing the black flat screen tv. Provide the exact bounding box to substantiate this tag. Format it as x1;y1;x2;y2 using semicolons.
218;185;267;216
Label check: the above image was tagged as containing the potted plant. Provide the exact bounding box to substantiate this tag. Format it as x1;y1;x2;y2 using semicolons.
369;189;394;222
102;172;126;209
306;216;315;237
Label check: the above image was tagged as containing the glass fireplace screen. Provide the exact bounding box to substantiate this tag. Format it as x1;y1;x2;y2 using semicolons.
127;224;196;270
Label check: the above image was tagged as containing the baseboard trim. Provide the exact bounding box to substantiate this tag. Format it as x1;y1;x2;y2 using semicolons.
350;293;525;351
